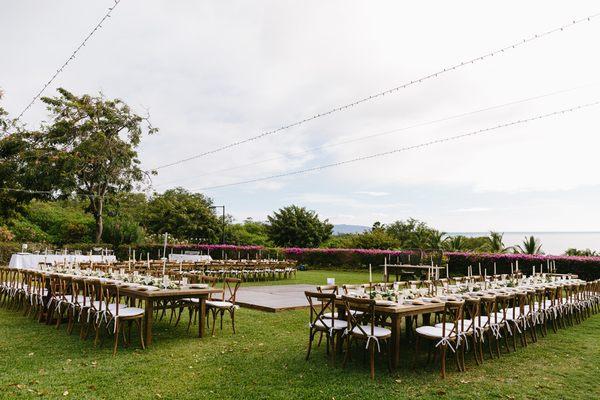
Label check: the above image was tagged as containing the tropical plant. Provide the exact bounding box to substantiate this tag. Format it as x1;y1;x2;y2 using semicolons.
443;235;469;252
426;230;446;250
486;231;510;253
514;235;543;255
266;205;333;248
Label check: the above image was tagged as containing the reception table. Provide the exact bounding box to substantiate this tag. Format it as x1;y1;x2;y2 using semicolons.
9;253;117;268
168;254;212;263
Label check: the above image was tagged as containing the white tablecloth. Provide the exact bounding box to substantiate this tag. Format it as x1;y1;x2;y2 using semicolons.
9;253;117;268
168;254;212;263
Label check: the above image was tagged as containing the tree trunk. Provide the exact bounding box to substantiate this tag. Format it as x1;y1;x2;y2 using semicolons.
94;197;104;243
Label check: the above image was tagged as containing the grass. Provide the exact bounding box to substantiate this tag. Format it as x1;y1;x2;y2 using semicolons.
242;268;372;287
1;270;599;399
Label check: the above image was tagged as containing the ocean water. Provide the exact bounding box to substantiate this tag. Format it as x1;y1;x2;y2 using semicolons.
450;232;600;256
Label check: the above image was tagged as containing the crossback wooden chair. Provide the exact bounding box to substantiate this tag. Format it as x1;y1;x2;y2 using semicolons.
101;282;145;355
341;295;392;379
206;278;241;335
414;300;464;378
305;291;347;367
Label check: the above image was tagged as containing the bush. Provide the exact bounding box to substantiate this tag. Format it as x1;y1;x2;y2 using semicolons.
0;226;14;241
19;200;94;244
7;216;50;242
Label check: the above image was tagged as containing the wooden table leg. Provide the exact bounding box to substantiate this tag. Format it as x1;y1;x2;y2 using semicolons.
144;299;154;346
199;296;206;338
391;314;401;369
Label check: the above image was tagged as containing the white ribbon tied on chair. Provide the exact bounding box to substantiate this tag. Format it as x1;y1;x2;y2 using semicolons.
365;335;381;352
435;336;455;353
490;323;502;339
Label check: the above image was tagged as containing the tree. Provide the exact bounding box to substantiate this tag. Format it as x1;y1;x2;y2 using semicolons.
486;231;510;253
345;230;400;249
514;236;543;255
226;218;272;246
146;188;220;242
266;205;333;248
386;218;439;249
21;88;156;242
443;235;469;252
0;91;41;218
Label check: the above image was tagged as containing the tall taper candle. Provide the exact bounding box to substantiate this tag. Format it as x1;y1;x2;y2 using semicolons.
369;264;372;283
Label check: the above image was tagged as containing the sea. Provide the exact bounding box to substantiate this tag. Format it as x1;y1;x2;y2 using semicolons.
451;232;600;256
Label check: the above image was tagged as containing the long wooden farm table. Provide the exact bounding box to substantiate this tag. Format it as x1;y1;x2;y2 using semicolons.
118;286;223;345
336;299;445;369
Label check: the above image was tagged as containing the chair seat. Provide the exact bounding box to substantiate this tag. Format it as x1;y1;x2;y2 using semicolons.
115;307;145;318
415;325;458;339
66;294;89;305
206;300;234;308
312;319;348;331
91;301;123;313
323;311;338;319
351;325;391;338
434;320;473;331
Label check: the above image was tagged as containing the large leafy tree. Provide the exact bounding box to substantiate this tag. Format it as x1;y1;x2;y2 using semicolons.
146;188;220;242
22;88;156;242
266;205;333;248
0;90;39;218
226;218;272;246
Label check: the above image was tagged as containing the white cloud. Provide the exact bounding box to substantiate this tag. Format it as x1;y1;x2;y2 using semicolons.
2;0;599;231
451;207;492;213
355;191;390;197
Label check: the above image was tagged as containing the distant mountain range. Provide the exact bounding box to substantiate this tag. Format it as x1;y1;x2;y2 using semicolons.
333;224;370;235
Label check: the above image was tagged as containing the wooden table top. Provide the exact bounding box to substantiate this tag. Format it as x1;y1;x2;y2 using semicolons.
118;286;223;299
336;296;445;316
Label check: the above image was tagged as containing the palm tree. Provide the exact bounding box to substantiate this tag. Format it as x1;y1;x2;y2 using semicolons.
514;235;543;255
407;229;430;250
426;230;447;250
487;231;510;253
443;235;469;252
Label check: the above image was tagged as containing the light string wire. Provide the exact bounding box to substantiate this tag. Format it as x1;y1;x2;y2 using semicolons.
3;100;598;197
149;11;600;171
153;82;598;188
191;100;600;191
14;0;122;122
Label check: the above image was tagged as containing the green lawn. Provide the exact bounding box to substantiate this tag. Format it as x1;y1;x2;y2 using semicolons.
1;270;599;399
243;268;373;286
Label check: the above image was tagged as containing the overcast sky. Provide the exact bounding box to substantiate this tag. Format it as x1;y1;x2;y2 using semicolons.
2;0;600;231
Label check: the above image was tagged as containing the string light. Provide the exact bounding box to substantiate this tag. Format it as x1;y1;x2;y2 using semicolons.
14;0;121;122
191;100;600;191
150;11;600;171
153;82;598;188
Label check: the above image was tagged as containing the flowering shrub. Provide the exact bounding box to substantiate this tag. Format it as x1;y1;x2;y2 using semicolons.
115;244;600;280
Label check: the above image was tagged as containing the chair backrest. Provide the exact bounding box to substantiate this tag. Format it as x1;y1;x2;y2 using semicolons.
85;279;102;312
341;295;376;336
342;284;367;295
495;293;512;324
305;291;341;329
480;295;495;329
440;300;464;337
223;278;241;304
201;275;219;287
462;297;480;333
102;283;121;317
316;284;338;294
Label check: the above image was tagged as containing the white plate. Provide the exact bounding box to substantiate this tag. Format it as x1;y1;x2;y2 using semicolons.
188;284;209;289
